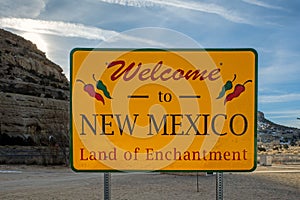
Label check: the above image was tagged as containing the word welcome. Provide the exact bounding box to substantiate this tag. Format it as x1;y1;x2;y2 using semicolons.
107;60;221;82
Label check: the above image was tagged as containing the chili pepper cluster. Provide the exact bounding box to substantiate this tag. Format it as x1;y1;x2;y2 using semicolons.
217;74;252;104
76;74;112;105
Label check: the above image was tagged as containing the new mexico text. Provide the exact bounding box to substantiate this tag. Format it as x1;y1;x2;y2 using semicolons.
79;113;249;136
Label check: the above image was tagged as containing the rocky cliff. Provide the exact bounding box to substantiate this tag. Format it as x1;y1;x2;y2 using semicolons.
258;111;299;132
258;111;300;146
0;29;69;146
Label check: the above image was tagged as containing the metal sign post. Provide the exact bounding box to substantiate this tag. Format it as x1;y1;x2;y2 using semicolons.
196;172;199;192
216;172;223;200
104;173;111;200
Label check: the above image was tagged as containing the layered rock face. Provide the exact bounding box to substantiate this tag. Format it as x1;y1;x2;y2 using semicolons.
0;29;69;146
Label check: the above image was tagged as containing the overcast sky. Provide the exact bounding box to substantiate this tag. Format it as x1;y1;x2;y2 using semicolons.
1;0;300;128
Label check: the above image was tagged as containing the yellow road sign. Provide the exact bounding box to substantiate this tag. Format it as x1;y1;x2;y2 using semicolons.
70;49;257;172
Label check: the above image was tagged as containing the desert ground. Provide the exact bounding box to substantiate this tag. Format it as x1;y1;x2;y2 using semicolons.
0;164;299;200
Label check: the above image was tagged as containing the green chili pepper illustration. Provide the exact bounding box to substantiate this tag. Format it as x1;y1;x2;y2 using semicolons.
217;74;236;99
93;74;112;99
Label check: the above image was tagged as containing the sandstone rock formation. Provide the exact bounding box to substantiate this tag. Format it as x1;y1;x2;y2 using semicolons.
0;29;69;146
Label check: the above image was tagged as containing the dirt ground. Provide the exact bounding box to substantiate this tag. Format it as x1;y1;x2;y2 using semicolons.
0;164;299;200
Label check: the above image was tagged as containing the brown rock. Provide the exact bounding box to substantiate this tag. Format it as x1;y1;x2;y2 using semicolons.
0;29;69;146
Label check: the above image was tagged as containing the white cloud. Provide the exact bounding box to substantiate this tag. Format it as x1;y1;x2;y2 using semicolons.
265;109;300;128
270;115;298;119
242;0;284;10
0;17;118;41
259;65;300;87
260;93;300;103
259;48;300;86
0;0;46;18
97;0;251;24
267;109;300;116
0;18;172;47
267;109;300;117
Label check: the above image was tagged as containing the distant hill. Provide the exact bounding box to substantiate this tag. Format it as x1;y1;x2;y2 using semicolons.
257;111;300;144
258;111;299;131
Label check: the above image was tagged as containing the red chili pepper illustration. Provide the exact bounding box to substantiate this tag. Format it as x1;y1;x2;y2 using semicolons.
224;80;252;104
76;79;105;104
